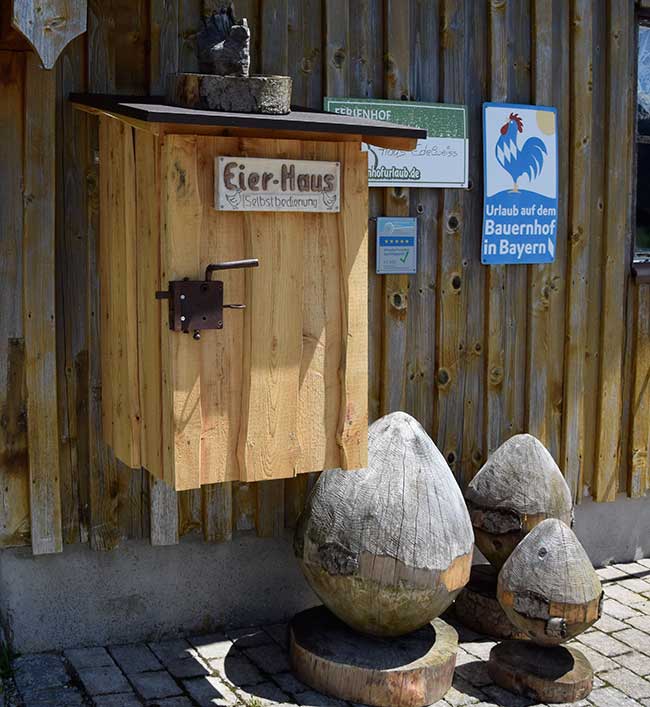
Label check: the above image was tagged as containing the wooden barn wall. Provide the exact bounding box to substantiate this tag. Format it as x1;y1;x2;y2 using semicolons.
0;0;646;555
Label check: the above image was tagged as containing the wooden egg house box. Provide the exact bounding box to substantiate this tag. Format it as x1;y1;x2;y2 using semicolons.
71;95;424;490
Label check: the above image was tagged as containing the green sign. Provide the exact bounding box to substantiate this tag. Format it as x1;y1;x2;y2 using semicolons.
324;97;469;188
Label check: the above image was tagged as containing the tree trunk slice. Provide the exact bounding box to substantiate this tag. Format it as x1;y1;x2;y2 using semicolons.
289;606;458;707
166;73;292;114
488;640;593;704
453;565;528;640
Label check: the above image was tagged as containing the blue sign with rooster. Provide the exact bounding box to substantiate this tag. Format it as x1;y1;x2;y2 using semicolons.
482;103;558;264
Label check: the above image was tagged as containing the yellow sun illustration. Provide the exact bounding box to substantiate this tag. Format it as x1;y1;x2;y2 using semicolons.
536;110;556;135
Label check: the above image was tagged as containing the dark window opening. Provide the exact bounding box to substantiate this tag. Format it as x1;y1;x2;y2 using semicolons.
636;18;650;257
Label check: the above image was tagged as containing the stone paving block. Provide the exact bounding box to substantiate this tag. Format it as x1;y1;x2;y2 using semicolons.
20;685;85;705
245;644;292;674
446;676;484;705
13;654;69;693
606;599;642;620
616;651;650;676
190;633;235;661
240;681;292;705
218;653;265;686
636;601;650;615
183;675;238;706
227;627;274;649
92;693;142;706
615;563;650;577
150;638;209;678
599;566;629;580
620;578;650;594
606;584;649;606
481;684;536;706
589;685;643;706
271;671;310;697
627;614;650;633
264;623;289;650
153;697;195;706
295;689;348;706
577;629;631;656
109;643;162;674
129;670;183;700
595;613;628;633
600;667;650;699
75;665;131;695
614;628;650;656
572;643;617;672
454;657;492;688
460;641;496;662
64;646;115;671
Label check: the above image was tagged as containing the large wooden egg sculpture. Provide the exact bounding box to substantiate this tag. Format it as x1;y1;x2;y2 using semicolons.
465;434;573;569
294;411;474;637
496;519;602;645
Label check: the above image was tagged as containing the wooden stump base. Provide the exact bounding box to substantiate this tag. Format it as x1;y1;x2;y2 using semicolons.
488;640;594;704
454;565;528;640
289;606;458;707
167;73;292;114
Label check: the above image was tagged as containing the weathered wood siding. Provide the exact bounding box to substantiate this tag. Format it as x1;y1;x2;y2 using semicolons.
0;0;646;555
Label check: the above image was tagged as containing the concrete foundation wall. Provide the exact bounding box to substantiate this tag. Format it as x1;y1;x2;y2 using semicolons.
0;494;648;654
0;533;317;654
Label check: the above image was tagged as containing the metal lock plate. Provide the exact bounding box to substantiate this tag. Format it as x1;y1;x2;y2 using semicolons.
168;279;224;333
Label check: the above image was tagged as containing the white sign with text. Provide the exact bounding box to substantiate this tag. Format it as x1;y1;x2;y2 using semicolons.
215;156;340;213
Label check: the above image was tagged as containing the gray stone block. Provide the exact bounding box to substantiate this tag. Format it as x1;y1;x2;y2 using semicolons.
616;651;650;677
76;665;131;695
263;623;289;650
590;686;643;706
271;671;310;697
577;630;630;656
614;628;650;656
600;667;650;699
240;681;292;705
20;685;85;705
183;675;238;706
245;644;291;674
153;698;195;707
13;654;69;693
92;693;142;707
64;647;114;671
129;670;183;699
220;653;265;686
227;627;273;649
109;643;162;674
296;689;348;706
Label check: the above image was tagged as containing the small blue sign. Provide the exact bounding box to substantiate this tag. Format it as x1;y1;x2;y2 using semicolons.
376;217;417;274
482;103;558;264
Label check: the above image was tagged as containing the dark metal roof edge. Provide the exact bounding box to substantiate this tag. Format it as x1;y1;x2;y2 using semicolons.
68;93;427;139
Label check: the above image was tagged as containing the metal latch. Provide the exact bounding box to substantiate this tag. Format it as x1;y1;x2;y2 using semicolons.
155;259;259;340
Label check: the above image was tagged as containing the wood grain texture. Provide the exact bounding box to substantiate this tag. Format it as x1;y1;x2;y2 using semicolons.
0;52;29;550
24;53;63;555
526;0;568;466
594;0;634;502
12;0;87;69
629;284;650;497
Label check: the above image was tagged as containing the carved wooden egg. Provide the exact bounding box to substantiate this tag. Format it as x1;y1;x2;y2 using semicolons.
294;411;474;637
464;434;573;569
497;519;602;646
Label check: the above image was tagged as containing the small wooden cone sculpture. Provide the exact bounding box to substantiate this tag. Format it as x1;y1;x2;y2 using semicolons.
457;434;573;640
489;519;602;703
291;412;474;707
465;434;573;570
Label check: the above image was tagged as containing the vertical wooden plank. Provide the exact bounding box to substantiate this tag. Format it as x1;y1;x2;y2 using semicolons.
24;53;63;555
526;0;568;466
57;36;91;545
594;0;635;501
349;0;383;422
485;0;531;456
405;0;439;439
460;0;488;482
435;0;466;477
288;0;322;108
338;141;369;468
151;0;179;94
629;283;650;497
180;0;201;73
381;0;411;415
161;135;203;491
562;0;594;499
255;0;289;534
135;131;163;481
261;0;288;75
0;51;30;549
202;483;233;542
324;0;349;98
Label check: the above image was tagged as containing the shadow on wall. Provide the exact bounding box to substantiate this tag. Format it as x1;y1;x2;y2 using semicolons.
573;492;650;566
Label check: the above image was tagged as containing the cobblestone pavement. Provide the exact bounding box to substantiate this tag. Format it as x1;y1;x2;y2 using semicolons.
3;559;650;707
